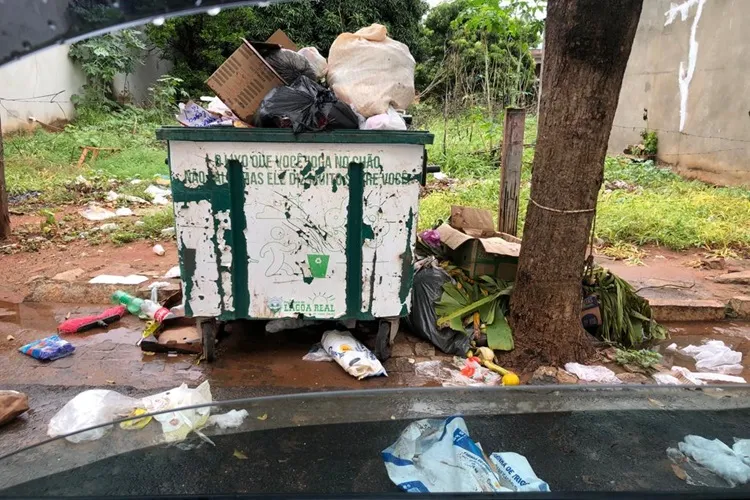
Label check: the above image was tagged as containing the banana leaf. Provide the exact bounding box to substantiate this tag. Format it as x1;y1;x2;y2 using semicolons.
485;304;513;350
436;292;502;330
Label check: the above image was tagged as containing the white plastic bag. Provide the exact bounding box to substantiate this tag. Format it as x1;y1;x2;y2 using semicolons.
207;409;248;429
363;107;407;131
297;47;327;79
327;24;415;117
670;435;750;487
302;343;333;362
321;330;386;379
141;380;213;443
677;341;743;374
564;363;622;384
382;417;549;493
48;390;141;443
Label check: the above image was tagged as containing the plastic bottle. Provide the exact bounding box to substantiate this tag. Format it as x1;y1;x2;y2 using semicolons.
111;291;174;322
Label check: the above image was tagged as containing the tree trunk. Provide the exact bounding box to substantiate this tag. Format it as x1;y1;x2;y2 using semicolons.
507;0;642;369
0;115;10;240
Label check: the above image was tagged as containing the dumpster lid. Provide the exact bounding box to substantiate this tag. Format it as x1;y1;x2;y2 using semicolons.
156;127;434;145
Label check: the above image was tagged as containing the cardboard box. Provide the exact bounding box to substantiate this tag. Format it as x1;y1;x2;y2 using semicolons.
581;294;602;330
206;31;297;123
436;206;521;280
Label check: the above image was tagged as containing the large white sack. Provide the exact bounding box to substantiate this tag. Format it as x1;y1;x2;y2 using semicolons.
327;24;415;118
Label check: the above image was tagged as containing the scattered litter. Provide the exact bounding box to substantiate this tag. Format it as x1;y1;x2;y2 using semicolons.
302;343;332;362
57;305;126;334
98;223;118;233
653;366;746;385
233;449;248;460
161;227;176;236
164;266;181;279
152;244;166;256
141;381;213;443
80;203;116;221
105;191;119;201
414;359;501;387
433;172;449;181
19;335;74;361
6;335;14;341
145;185;171;199
405;267;471;356
48;390;141;442
564;363;622;384
321;330;386;379
0;390;29;427
383;417;549;492
148;281;172;290
106;380;115;384
207;409;249;429
667;435;750;487
199;96;237;119
89;274;148;285
167;351;178;357
669;340;743;375
134;220;145;227
266;317;319;333
112;290;174;322
130;179;143;185
119;408;152;430
256;413;268;421
115;207;133;217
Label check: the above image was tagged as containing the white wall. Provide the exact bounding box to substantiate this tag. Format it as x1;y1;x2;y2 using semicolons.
113;49;173;105
0;45;85;133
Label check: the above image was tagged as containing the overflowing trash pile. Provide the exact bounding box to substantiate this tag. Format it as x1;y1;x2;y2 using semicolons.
176;25;413;132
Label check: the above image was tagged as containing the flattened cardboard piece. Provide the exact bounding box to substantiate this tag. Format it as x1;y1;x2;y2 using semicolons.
266;29;298;51
478;237;521;257
206;39;285;123
450;205;495;236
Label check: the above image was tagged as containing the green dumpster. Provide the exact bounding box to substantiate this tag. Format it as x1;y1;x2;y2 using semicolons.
156;127;434;360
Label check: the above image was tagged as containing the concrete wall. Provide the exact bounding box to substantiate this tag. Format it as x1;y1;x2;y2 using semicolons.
0;45;85;133
113;49;173;105
609;0;750;186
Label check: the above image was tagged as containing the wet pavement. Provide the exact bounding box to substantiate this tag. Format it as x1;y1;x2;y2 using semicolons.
1;297;749;460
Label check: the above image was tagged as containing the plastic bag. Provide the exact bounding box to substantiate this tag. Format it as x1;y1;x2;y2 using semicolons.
48;390;141;443
414;360;500;387
564;363;622;384
255;76;359;133
297;47;327;79
175;101;232;127
321;330;386;379
207;409;249;429
676;340;743;374
141;381;213;443
404;267;471;356
19;334;75;361
328;24;415;117
302;343;333;362
265;48;316;83
668;435;750;487
363;107;407;131
382;417;549;493
326;24;415;118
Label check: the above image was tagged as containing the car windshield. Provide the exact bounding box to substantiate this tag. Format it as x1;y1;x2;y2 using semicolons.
2;0;750;497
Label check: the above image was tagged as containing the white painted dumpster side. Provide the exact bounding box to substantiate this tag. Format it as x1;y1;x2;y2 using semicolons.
168;140;423;320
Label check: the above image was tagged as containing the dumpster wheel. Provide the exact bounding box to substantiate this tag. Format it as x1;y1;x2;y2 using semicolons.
199;318;219;362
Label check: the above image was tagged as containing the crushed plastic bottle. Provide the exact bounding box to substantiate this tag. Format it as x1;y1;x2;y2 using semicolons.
111;291;174;322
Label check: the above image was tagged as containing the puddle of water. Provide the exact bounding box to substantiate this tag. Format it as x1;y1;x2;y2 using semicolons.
658;321;750;381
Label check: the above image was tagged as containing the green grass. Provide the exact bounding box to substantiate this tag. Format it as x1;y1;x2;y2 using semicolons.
4;106;167;203
110;206;175;245
420;117;750;251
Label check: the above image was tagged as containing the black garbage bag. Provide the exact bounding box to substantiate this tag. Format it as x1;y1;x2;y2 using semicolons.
405;267;471;356
265;49;316;83
255;76;360;133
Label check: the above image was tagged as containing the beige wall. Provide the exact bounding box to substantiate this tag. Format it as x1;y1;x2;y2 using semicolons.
0;45;85;133
609;0;750;186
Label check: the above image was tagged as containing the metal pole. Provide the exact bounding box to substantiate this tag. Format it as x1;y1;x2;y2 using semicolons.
0;114;9;240
497;108;526;236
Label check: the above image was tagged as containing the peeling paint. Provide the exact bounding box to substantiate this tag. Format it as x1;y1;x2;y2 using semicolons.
169;141;425;320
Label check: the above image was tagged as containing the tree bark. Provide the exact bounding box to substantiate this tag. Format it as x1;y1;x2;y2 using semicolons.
0;115;10;240
507;0;643;369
